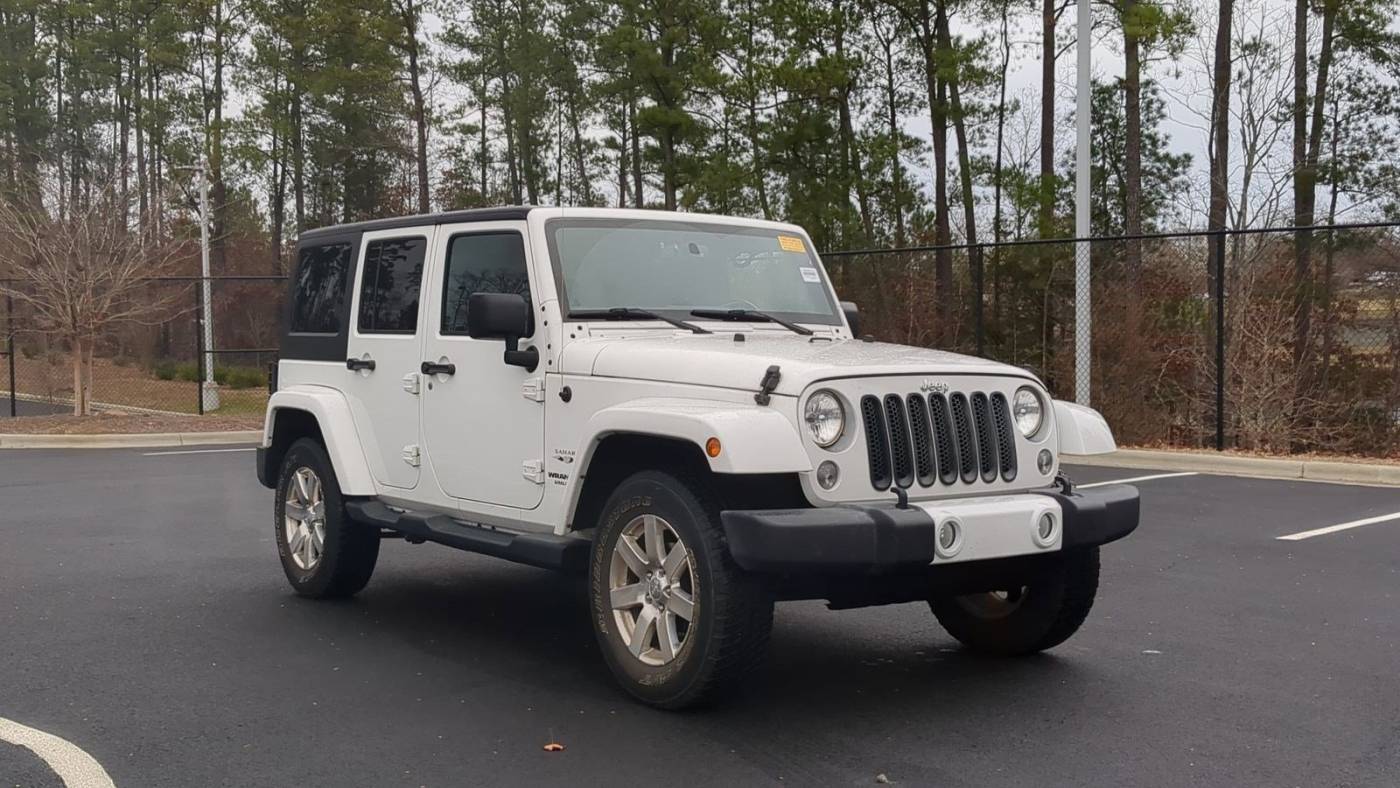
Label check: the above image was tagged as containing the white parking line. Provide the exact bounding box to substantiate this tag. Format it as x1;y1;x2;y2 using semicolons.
142;447;255;457
0;716;115;788
1276;511;1400;541
1077;472;1198;489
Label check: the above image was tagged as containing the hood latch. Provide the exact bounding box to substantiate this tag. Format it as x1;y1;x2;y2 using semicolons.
754;365;781;406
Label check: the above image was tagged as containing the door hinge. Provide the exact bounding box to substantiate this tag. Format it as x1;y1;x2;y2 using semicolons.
521;459;545;484
401;444;422;467
521;378;546;402
401;372;421;395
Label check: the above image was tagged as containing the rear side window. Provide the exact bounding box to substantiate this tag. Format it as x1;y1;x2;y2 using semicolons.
441;232;531;335
290;242;352;334
357;237;426;334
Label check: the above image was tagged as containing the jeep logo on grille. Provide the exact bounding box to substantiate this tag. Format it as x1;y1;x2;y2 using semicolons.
919;379;949;394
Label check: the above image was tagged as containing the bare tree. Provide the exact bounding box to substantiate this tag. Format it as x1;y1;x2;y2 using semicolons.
0;183;187;415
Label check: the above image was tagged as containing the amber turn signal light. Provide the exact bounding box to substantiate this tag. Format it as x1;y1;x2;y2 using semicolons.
705;437;722;457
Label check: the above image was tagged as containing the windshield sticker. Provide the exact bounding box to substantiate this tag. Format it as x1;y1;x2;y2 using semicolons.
777;235;807;253
799;267;821;283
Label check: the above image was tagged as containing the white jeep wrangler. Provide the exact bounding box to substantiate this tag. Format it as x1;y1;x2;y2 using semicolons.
256;207;1138;708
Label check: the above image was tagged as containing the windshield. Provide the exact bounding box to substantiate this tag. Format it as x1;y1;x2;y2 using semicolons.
546;218;841;326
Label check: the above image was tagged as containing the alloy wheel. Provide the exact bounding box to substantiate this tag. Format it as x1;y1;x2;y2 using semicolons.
283;467;327;571
608;514;696;666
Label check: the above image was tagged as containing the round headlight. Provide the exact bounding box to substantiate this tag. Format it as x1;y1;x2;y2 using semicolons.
1013;387;1044;438
804;389;845;447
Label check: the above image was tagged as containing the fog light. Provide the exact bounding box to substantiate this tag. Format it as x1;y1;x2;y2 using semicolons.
935;518;963;558
1037;449;1054;475
1034;512;1058;547
816;460;840;490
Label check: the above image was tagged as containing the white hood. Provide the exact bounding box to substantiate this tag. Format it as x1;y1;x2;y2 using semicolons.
560;330;1037;396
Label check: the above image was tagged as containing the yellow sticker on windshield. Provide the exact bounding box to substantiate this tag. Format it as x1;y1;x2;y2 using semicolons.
777;235;807;253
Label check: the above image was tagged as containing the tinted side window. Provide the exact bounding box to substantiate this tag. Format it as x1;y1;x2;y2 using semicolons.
357;237;426;334
291;243;352;334
441;233;531;335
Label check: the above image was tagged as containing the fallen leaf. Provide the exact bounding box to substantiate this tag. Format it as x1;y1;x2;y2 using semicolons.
543;743;566;752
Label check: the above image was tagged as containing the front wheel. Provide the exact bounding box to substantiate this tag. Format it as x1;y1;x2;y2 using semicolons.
274;438;380;598
588;470;773;709
930;547;1100;656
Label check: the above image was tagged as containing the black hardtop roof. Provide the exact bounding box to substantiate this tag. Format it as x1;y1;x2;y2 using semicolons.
296;206;536;241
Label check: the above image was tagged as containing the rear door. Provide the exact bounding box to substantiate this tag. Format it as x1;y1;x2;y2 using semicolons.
419;221;545;510
343;228;432;490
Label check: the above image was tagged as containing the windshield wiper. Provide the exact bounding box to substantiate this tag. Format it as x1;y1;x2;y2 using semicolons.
689;308;814;336
569;307;711;334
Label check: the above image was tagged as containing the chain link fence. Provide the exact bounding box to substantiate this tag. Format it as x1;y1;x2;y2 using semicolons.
5;222;1399;457
824;222;1400;458
1;276;284;419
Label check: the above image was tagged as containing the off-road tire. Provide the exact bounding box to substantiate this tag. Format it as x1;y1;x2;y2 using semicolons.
589;469;773;709
930;547;1100;656
274;438;379;598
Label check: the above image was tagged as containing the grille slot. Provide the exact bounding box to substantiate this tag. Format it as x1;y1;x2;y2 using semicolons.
990;393;1018;481
971;393;999;482
861;395;892;490
927;393;959;485
906;395;937;487
948;393;978;483
883;395;915;489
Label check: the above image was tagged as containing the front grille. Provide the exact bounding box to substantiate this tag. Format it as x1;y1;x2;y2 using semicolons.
861;389;1019;491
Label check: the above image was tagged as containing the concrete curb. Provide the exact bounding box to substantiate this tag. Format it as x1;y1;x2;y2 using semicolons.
1066;448;1400;486
0;430;261;450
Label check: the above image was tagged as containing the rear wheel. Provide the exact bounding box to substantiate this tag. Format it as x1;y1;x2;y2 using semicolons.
589;470;773;709
274;438;379;598
930;547;1100;656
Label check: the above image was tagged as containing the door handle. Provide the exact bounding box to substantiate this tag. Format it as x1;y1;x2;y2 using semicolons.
421;360;456;376
346;357;376;371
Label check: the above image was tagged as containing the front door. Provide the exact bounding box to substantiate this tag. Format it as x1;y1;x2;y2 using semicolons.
344;228;431;490
420;222;545;510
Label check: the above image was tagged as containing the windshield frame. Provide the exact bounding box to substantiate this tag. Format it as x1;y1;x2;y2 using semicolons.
543;217;843;327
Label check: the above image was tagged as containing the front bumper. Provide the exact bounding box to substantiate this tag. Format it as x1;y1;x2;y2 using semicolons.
720;484;1139;574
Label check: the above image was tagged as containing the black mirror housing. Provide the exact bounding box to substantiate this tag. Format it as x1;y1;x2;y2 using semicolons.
467;293;537;370
840;301;862;337
467;292;532;340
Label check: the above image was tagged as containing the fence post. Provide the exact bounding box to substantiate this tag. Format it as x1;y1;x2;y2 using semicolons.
973;246;985;356
195;284;205;416
1214;230;1226;451
6;292;15;418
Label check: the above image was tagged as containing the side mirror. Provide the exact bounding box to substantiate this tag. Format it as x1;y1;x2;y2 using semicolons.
467;293;537;370
840;301;862;337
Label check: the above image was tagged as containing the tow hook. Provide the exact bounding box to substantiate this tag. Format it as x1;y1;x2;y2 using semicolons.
893;487;910;510
1054;471;1074;495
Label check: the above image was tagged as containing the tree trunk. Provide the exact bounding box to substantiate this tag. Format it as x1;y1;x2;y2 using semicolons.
629;95;643;208
881;23;906;247
942;12;979;345
503;86;521;204
1038;0;1056;241
1123;0;1144;285
479;74;489;201
1292;0;1336;369
402;0;430;214
923;0;952;344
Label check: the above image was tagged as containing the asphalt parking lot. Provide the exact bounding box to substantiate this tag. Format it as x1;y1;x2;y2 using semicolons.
2;448;1398;787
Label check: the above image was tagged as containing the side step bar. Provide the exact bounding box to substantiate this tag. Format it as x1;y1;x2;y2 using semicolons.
345;499;589;572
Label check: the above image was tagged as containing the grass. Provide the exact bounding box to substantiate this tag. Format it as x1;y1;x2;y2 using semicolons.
11;353;270;416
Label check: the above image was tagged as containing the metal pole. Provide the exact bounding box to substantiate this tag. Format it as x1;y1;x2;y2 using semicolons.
6;293;15;418
974;249;985;356
195;284;205;416
1215;230;1226;450
1074;0;1092;406
198;163;219;411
